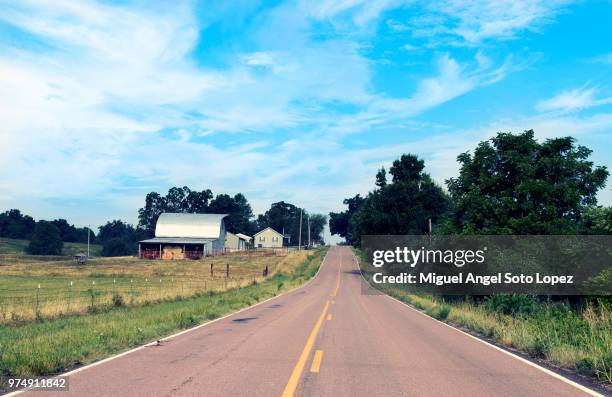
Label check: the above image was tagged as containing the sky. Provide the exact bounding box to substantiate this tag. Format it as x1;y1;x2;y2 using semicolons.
0;0;611;243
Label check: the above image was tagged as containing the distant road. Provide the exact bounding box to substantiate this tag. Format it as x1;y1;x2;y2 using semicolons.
21;246;603;396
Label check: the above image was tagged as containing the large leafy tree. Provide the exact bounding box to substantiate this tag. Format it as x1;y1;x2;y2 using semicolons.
330;154;450;245
27;221;63;255
446;130;609;234
0;209;35;239
209;193;255;234
51;219;95;243
350;155;450;242
329;195;365;245
137;187;213;236
98;220;144;256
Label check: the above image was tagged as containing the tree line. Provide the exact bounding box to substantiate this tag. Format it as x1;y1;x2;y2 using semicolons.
330;130;611;245
0;210;96;255
137;187;327;251
2;189;327;256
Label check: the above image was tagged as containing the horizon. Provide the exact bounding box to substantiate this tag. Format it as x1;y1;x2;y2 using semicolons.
1;1;611;244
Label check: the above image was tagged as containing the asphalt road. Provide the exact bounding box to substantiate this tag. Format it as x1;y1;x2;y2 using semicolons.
21;246;602;397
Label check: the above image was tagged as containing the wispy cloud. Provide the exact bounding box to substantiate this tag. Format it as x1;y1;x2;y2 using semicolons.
0;0;609;235
536;87;612;112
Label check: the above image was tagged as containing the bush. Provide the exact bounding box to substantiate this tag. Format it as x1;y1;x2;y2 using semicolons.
484;294;539;316
101;237;132;257
27;221;63;255
112;294;125;308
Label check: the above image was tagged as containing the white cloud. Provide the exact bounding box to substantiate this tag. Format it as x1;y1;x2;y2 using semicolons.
590;52;612;64
1;0;600;243
536;87;612;112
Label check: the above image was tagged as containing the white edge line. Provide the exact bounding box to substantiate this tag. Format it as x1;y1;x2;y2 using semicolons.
355;255;606;397
4;249;330;397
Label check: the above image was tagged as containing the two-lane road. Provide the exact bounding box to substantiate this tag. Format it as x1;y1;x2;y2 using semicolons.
22;246;603;396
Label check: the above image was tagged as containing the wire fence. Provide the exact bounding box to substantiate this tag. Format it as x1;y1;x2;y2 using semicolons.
0;265;271;325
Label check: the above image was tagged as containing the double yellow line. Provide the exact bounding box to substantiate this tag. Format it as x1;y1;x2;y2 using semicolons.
281;255;342;397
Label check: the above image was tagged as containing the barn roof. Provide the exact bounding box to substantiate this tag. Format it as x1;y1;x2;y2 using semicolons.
155;213;227;239
235;233;252;241
253;227;283;237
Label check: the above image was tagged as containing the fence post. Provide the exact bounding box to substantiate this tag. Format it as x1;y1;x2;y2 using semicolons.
91;280;96;309
68;281;73;312
210;263;213;277
145;278;149;301
159;278;162;299
130;279;133;303
36;284;40;317
226;263;229;278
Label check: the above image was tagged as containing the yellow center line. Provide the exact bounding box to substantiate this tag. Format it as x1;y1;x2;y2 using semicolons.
281;301;330;397
310;350;324;373
331;255;342;297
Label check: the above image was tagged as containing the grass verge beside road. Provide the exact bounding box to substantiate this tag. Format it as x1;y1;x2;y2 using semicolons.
355;249;612;386
0;247;327;385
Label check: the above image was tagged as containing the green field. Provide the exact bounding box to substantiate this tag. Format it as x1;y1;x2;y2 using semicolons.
0;247;326;382
0;237;103;257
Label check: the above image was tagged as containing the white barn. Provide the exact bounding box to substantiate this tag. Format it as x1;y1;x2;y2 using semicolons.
139;213;227;259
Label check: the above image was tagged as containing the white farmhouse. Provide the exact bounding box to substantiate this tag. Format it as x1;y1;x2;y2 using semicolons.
253;227;284;248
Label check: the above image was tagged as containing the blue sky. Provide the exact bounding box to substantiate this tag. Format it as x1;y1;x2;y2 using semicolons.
0;0;611;241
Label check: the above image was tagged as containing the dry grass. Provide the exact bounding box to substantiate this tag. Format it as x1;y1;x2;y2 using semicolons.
0;250;312;324
0;248;328;382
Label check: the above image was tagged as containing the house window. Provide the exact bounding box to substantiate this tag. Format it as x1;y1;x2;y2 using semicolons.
272;236;278;242
259;236;265;242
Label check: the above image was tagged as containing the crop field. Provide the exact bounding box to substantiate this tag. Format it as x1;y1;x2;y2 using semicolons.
0;248;312;324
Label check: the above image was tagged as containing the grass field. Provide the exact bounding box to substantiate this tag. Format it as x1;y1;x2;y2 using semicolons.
0;237;103;257
0;246;313;324
356;249;612;385
0;247;326;382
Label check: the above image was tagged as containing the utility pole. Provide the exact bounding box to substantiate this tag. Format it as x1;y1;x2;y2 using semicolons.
298;209;302;250
307;214;311;248
428;218;432;234
87;224;91;258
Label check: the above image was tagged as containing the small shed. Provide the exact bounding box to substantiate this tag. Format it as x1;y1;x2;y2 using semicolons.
138;213;227;259
225;232;252;251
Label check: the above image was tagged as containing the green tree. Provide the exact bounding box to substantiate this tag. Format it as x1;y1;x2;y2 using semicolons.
331;155;449;245
329;195;365;245
352;155;449;240
137;192;166;236
0;209;35;239
581;206;612;234
446;130;609;234
209;193;255;234
375;167;387;188
27;221;63;255
98;220;145;255
307;214;328;245
101;237;132;257
137;187;213;236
